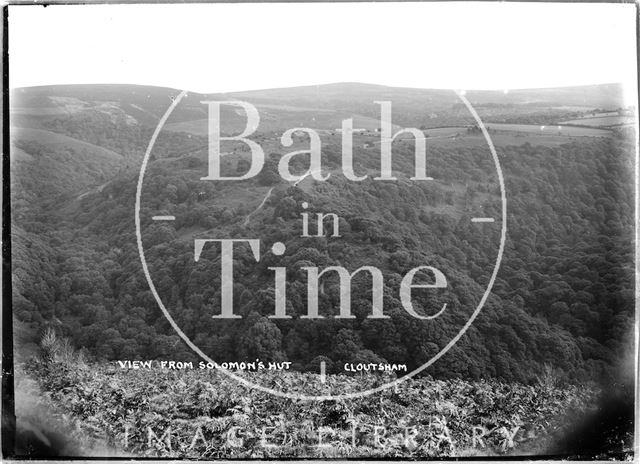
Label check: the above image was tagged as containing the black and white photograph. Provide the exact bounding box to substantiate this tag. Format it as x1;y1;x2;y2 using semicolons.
2;1;638;460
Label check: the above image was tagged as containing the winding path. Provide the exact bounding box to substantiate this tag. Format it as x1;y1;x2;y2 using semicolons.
242;187;275;227
242;169;324;227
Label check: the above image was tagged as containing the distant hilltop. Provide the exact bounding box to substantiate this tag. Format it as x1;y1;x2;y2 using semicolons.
10;82;629;135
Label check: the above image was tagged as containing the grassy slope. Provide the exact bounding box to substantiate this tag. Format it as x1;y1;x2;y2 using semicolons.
11;127;123;160
10;127;124;201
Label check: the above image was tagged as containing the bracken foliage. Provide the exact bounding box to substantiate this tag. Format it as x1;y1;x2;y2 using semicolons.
25;352;614;459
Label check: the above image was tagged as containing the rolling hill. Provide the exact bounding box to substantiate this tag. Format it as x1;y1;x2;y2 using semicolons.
10;126;124;210
10;82;629;134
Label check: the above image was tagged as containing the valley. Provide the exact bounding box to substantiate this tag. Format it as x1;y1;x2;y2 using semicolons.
8;82;635;458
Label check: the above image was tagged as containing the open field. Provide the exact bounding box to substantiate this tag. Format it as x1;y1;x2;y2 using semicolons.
559;115;635;127
484;123;611;137
422;133;587;148
164;110;399;136
423;127;467;137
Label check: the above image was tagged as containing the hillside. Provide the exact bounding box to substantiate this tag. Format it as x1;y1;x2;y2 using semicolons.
10;127;124;217
8;82;635;383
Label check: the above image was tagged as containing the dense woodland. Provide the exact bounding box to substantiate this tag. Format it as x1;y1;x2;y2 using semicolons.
10;91;635;388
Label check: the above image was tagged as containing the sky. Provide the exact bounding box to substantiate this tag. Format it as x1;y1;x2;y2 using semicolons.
8;2;638;97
